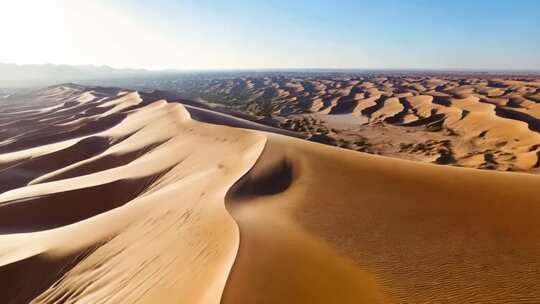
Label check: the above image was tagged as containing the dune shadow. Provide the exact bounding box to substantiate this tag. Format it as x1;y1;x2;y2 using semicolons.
0;170;171;233
0;136;111;194
0;245;100;304
495;107;540;133
226;142;293;201
0;113;127;154
37;140;167;183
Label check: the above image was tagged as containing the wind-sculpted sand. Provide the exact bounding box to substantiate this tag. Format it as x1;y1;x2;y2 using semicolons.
172;73;540;173
0;85;265;303
1;84;540;303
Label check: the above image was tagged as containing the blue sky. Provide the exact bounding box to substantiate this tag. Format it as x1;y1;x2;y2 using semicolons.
1;0;539;70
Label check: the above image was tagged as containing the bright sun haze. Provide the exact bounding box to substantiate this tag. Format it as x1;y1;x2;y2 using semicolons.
1;0;539;70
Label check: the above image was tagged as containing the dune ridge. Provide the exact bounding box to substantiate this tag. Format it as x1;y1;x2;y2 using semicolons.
169;74;540;172
1;84;540;303
0;85;266;303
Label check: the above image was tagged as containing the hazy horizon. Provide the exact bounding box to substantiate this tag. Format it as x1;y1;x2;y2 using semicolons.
1;0;539;71
2;62;540;73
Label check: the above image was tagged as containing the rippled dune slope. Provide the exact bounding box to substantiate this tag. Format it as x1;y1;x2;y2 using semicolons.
174;74;540;172
0;85;265;303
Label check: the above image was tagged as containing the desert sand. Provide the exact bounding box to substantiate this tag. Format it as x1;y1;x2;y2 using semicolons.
170;73;540;173
1;84;540;303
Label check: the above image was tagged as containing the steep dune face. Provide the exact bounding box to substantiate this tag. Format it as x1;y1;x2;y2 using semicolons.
225;133;540;304
1;84;540;303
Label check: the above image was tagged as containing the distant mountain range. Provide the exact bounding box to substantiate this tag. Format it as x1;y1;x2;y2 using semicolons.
0;63;162;87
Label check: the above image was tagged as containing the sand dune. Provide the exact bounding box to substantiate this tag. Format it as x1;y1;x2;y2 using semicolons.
1;84;540;303
171;74;540;173
0;85;265;303
225;132;540;303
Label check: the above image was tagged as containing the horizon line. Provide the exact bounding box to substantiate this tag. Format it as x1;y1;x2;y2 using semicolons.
2;62;540;74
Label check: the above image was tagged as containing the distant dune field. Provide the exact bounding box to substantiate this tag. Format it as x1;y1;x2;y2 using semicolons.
170;73;540;173
1;85;540;303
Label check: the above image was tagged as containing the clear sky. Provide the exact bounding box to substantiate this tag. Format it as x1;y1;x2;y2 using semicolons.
1;0;539;70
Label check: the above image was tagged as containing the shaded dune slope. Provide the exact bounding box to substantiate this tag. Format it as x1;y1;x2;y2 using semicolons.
224;133;540;303
1;84;539;303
